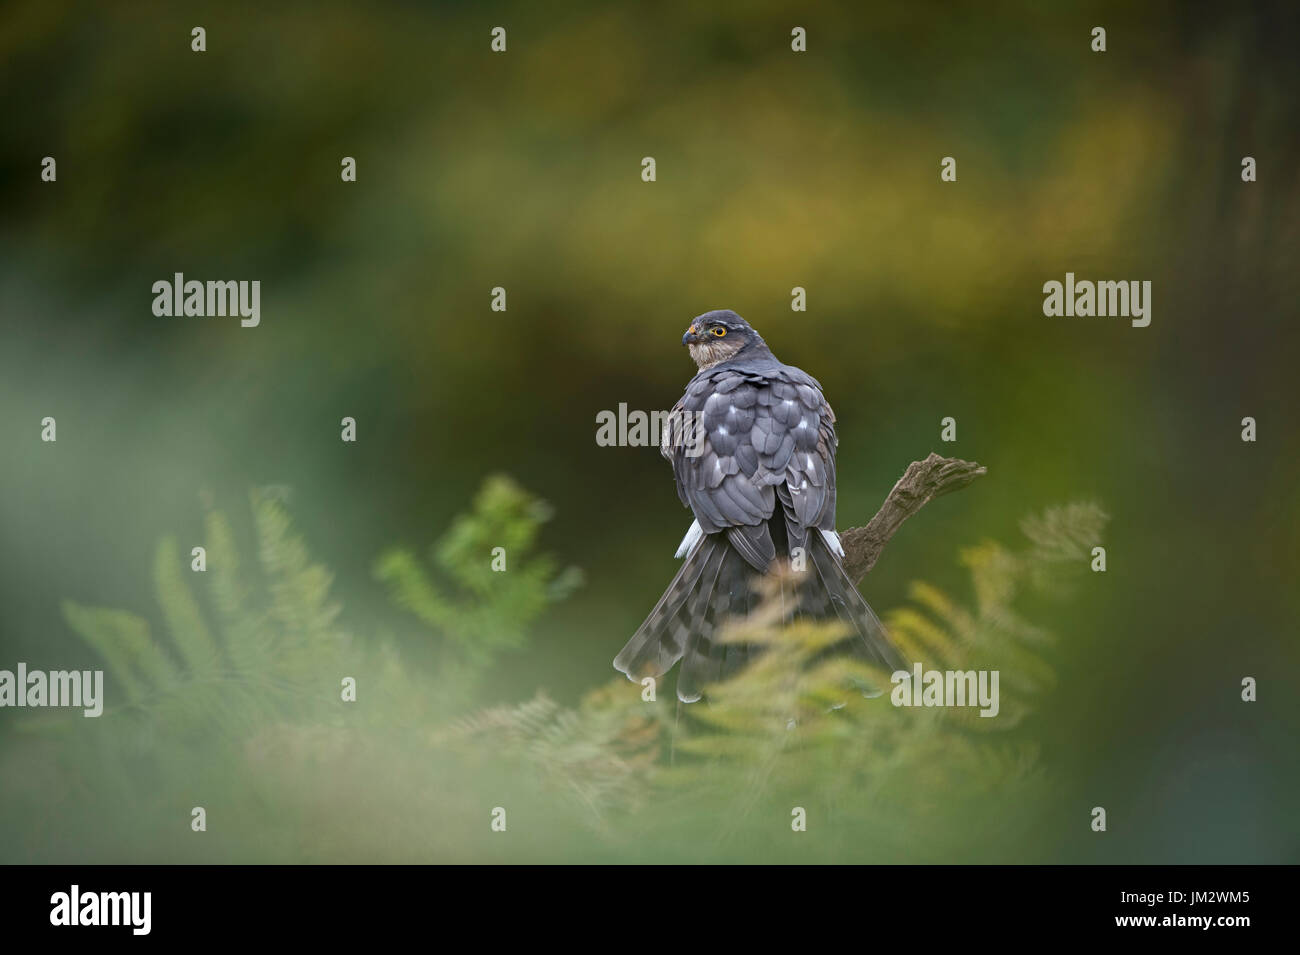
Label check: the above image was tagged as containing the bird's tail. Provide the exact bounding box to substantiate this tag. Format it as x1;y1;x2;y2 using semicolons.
613;535;761;702
801;530;908;676
614;529;906;702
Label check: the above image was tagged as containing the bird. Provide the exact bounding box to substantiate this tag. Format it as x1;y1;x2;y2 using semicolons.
613;309;907;702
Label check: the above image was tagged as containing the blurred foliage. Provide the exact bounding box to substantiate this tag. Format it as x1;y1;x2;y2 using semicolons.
2;478;1102;861
375;474;583;703
435;497;1106;860
888;502;1110;728
60;491;356;744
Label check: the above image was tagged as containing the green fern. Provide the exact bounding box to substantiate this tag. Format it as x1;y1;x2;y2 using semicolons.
375;474;583;675
58;488;357;739
51;478;579;741
20;481;1103;862
436;501;1106;851
434;687;662;827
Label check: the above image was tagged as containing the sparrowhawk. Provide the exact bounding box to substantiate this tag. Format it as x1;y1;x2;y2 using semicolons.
613;309;906;702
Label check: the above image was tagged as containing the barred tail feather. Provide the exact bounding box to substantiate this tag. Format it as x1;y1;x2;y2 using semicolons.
803;531;907;675
614;536;763;703
614;526;907;703
677;542;756;702
613;538;719;681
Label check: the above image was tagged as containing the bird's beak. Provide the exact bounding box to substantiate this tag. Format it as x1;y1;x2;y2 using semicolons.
682;324;700;346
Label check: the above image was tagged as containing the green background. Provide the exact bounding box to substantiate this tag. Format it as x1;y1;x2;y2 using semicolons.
1;0;1296;862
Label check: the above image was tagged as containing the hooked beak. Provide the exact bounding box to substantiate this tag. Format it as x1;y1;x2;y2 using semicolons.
682;324;701;346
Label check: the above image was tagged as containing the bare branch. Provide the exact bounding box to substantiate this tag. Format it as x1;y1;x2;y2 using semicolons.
841;452;986;584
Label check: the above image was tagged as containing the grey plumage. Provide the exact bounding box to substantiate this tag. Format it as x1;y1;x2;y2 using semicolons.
613;309;906;702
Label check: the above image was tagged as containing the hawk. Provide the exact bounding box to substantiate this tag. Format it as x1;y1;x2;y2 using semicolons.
614;309;907;702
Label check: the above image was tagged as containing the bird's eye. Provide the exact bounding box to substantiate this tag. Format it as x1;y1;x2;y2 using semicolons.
710;327;727;337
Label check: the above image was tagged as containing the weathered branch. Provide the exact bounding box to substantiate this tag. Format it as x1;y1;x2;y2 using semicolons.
841;452;987;584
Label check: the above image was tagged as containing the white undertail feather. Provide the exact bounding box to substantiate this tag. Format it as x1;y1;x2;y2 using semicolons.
679;523;838;561
819;528;844;558
675;519;703;558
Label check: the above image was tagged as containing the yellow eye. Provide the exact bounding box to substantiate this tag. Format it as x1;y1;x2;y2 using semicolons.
710;327;727;337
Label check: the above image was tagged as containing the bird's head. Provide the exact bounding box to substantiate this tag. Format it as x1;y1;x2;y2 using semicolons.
681;309;765;370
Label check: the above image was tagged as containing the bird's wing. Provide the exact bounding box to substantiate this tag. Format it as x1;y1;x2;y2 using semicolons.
666;366;836;570
776;374;838;534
